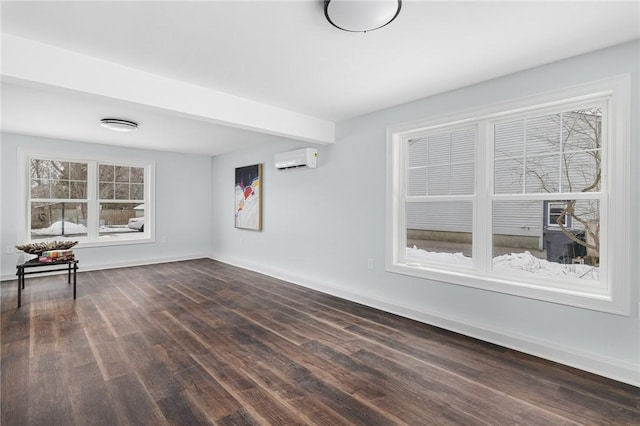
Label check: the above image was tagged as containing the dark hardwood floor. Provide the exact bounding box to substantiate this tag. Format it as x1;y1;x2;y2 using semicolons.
1;258;638;425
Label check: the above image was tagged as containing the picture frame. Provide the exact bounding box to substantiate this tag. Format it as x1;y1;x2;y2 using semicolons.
234;164;262;231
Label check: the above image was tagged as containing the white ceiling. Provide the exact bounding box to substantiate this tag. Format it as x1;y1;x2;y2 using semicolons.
2;1;639;156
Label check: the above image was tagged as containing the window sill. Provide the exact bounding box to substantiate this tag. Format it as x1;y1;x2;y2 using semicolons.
386;261;628;316
27;234;155;250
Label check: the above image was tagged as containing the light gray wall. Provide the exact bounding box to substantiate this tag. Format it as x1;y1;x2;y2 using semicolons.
210;41;640;385
1;133;212;278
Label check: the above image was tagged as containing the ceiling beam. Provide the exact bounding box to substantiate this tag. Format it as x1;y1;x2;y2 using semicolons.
1;34;335;144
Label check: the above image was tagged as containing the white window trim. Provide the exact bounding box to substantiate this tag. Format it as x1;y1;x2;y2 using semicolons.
18;149;156;248
546;201;572;229
386;75;630;315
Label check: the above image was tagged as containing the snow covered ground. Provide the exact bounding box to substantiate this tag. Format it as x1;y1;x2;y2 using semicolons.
32;221;88;236
31;221;137;236
407;246;599;281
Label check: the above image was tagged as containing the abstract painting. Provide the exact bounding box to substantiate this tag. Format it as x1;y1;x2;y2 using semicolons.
234;164;262;231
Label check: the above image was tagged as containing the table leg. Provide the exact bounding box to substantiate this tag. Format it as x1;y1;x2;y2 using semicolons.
68;263;71;285
73;263;77;299
17;268;22;308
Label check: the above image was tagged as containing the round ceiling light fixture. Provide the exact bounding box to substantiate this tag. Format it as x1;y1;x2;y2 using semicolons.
324;0;402;33
100;118;138;132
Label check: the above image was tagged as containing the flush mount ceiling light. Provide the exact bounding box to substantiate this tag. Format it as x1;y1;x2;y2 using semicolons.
100;118;138;132
324;0;401;33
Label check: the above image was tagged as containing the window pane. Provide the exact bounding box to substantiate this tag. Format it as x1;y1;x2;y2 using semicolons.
31;159;88;201
450;163;474;195
31;179;50;199
51;161;64;178
70;181;87;199
30;202;88;239
561;151;600;193
526;114;561;155
525;154;560;193
130;183;144;200
406;201;473;265
52;180;69;199
407;168;427;196
427;165;449;195
99;203;144;236
492;199;599;281
99;164;144;201
495;121;524;159
115;166;130;182
494;159;523;194
99;183;114;199
115;183;130;200
69;162;88;181
30;159;52;179
407;127;476;197
450;128;475;163
493;199;543;245
495;108;601;195
130;167;144;183
99;164;114;182
563;108;601;152
408;139;427;168
427;133;450;165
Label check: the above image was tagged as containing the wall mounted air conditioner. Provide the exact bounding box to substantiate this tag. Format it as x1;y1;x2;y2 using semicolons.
275;148;318;170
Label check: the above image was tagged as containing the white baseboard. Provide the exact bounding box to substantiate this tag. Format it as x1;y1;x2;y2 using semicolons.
4;252;636;387
0;253;208;281
209;252;640;388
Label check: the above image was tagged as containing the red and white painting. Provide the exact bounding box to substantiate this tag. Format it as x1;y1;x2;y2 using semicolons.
234;164;262;231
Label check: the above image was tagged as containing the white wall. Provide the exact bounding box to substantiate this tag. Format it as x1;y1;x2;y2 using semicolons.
1;133;212;278
210;41;640;386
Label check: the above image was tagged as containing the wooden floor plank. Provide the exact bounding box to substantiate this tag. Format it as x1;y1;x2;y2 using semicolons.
62;355;121;425
175;363;244;422
1;258;639;425
156;390;214;425
192;351;301;425
28;352;76;426
104;373;168;425
0;340;30;426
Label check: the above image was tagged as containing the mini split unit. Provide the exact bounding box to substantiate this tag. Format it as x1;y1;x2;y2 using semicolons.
275;148;318;170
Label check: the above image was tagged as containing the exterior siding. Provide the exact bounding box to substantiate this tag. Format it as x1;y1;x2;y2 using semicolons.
406;201;473;233
407;110;598;240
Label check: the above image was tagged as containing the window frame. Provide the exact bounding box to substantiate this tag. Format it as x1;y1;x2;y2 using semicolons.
18;150;156;248
386;75;630;315
546;201;573;229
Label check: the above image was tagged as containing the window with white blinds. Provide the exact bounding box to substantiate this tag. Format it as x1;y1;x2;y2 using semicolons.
387;76;630;314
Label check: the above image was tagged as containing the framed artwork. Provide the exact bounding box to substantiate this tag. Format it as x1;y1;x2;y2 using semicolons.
234;164;262;231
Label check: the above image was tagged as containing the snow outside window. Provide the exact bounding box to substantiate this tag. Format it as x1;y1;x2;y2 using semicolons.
491;106;603;278
98;163;146;236
405;126;476;266
21;154;155;247
386;76;630;314
29;159;89;239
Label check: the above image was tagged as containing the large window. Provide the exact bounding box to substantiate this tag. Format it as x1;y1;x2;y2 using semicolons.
21;154;154;247
387;76;630;314
98;164;146;236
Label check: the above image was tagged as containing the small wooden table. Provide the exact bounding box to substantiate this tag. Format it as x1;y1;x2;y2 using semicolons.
16;258;79;308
